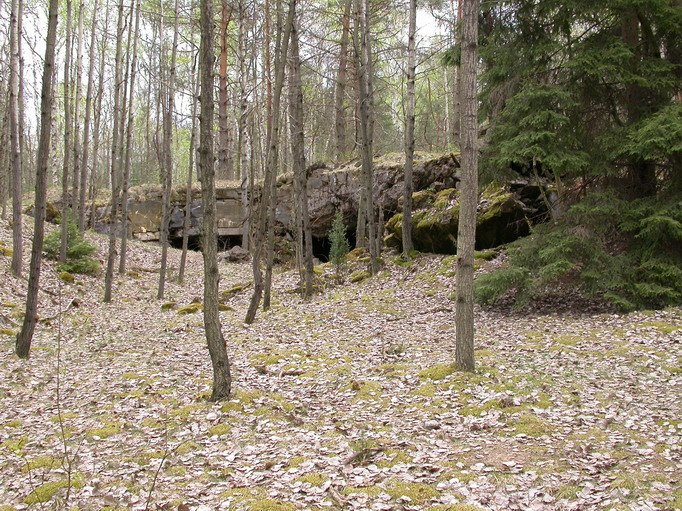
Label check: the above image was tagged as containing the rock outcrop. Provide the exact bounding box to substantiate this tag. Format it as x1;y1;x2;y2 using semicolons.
44;152;549;255
85;152;460;241
384;182;549;254
274;152;460;237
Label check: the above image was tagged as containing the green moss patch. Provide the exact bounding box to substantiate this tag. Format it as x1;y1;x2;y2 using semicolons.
350;270;371;283
222;281;252;301
161;302;177;311
209;423;231;436
510;413;550;437
22;455;61;473
177;302;203;314
385;480;441;504
296;472;329;486
419;363;457;381
24;474;84;504
58;271;75;283
347;380;383;400
342;485;383;497
642;321;681;334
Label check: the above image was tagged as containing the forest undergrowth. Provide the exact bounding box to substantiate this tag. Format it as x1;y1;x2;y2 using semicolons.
0;220;680;511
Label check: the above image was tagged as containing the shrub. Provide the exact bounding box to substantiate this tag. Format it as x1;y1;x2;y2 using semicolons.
475;193;682;310
44;220;100;275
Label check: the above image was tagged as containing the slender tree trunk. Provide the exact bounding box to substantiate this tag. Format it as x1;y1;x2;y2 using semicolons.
154;7;165;184
78;0;99;230
0;107;9;221
245;0;294;324
334;0;352;164
237;0;250;251
89;3;109;230
622;11;656;197
454;0;462;147
179;57;199;284
288;11;313;297
454;0;479;373
9;0;23;277
158;0;179;298
60;0;73;262
353;0;378;273
103;0;126;303
218;0;233;181
17;0;27;191
119;0;142;275
72;0;84;224
263;0;290;310
16;0;59;359
200;0;232;400
401;0;417;254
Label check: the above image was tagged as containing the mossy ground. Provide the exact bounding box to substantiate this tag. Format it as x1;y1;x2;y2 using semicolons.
0;222;679;510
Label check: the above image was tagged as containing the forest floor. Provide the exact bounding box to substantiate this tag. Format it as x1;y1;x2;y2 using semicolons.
0;219;680;511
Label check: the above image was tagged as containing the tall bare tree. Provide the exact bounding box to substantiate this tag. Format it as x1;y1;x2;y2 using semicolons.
353;0;378;274
200;0;232;400
71;0;84;224
158;0;180;298
401;0;417;254
454;0;462;146
103;0;127;303
334;0;352;164
245;0;295;323
16;0;59;358
237;0;251;251
88;3;110;229
454;0;479;372
60;0;73;262
217;0;233;181
78;0;99;230
119;0;142;275
179;56;200;284
9;0;23;276
288;7;313;297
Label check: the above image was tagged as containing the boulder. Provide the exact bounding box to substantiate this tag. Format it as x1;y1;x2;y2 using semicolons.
275;152;460;237
218;245;250;263
385;183;536;254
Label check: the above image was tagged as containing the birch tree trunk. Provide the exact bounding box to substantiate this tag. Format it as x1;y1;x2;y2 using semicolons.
218;0;233;181
262;0;292;310
158;0;179;298
401;0;416;254
200;0;232;400
60;0;73;262
72;0;84;224
245;0;294;324
119;0;142;275
0;106;9;221
334;0;352;164
288;11;313;298
237;0;250;251
454;0;479;373
9;0;22;276
103;0;126;303
179;56;199;284
89;3;109;230
16;0;59;358
78;0;99;230
454;0;462;146
353;0;378;274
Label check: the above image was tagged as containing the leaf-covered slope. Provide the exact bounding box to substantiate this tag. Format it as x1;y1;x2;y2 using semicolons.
0;220;680;510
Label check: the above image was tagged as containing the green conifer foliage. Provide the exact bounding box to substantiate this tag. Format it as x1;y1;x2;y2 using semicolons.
44;219;100;275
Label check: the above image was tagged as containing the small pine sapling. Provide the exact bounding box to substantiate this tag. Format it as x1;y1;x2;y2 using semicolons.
329;210;350;281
